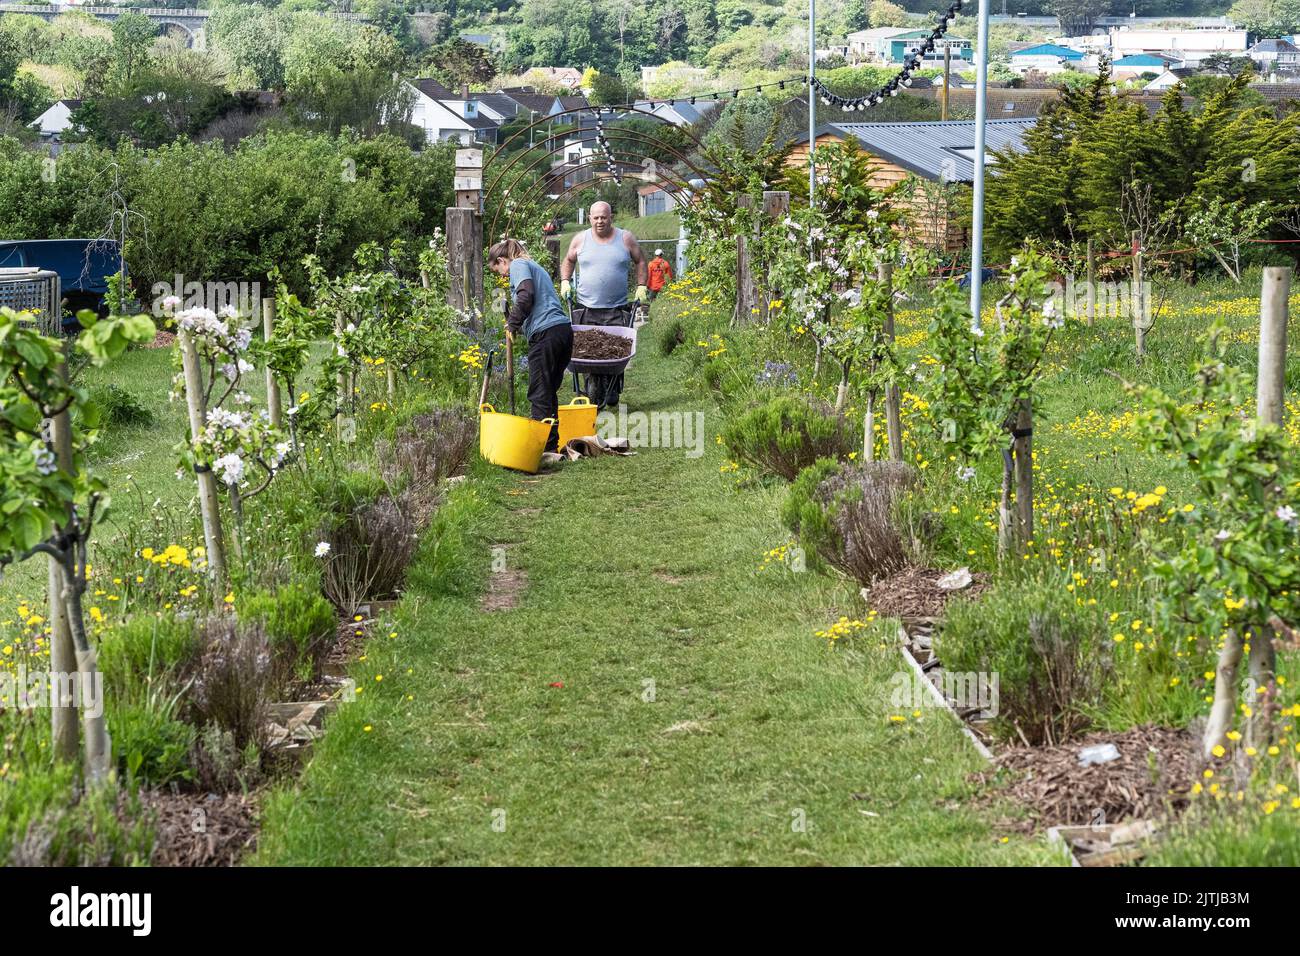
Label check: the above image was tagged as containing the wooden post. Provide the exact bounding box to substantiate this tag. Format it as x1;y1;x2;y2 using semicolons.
942;44;950;121
261;298;282;430
732;195;757;325
761;191;790;322
178;329;227;586
1132;231;1147;358
880;261;904;462
447;206;483;329
545;235;561;281
1012;398;1033;545
1085;239;1096;326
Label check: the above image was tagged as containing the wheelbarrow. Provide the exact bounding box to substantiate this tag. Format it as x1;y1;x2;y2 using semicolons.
565;295;637;407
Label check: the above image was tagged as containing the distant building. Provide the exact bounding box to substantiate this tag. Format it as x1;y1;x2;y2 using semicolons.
522;67;584;90
29;99;81;142
1144;67;1198;91
910;85;1182;118
1008;43;1092;74
849;28;972;65
406;79;500;146
640;63;710;91
637;182;684;217
788;119;1037;250
847;27;911;63
1112;53;1183;77
631;99;719;127
1248;38;1300;72
1108;27;1247;66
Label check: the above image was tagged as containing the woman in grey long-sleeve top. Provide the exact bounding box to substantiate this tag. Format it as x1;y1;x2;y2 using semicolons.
488;238;573;453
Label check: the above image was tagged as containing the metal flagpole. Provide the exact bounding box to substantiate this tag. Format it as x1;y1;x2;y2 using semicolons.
969;0;991;330
808;0;816;207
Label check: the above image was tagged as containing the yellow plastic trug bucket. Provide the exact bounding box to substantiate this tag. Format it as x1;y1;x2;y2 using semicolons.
479;404;554;473
558;396;598;448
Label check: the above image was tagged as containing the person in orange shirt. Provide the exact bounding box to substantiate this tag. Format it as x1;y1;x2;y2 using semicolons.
647;248;673;301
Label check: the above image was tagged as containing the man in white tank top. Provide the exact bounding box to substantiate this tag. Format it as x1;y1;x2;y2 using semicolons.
558;201;648;408
559;201;648;310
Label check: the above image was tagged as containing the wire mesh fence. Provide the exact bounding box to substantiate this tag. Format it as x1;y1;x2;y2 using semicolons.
0;268;62;336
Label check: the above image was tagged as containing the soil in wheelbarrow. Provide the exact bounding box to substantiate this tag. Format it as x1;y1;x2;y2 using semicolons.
572;329;633;361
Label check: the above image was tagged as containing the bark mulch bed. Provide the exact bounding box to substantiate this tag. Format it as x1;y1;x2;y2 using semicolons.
572;328;632;360
865;565;990;624
141;790;258;867
970;725;1203;833
143;330;176;349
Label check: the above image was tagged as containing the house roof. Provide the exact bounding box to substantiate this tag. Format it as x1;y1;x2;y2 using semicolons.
501;92;559;114
1250;83;1300;101
632;99;719;125
793;119;1038;183
847;27;913;42
907;86;1179;118
1114;54;1177;66
1010;43;1085;60
477;93;522;118
1250;38;1300;54
528;67;584;88
411;78;455;99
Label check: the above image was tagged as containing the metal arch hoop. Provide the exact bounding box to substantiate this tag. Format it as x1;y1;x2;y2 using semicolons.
485;103;722;197
533;174;694;225
488;129;710;240
500;153;693;238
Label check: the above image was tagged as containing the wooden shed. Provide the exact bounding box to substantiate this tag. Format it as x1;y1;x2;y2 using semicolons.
787;119;1037;252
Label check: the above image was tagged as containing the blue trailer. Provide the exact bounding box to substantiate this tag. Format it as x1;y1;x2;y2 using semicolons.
0;239;124;328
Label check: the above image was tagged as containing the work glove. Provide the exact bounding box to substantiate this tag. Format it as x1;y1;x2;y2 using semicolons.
560;279;572;300
634;285;648;303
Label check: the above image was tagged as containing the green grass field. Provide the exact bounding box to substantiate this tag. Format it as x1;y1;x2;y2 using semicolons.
252;290;1056;866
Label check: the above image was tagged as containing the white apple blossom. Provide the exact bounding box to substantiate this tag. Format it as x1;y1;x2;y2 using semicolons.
213;452;244;486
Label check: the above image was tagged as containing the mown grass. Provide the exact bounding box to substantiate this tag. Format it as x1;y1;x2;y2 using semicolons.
253;289;1056;866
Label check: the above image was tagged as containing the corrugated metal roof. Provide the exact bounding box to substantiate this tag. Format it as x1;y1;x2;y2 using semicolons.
1010;43;1085;59
801;119;1038;183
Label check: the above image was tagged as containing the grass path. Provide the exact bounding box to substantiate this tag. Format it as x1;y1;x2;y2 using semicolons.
255;304;1059;866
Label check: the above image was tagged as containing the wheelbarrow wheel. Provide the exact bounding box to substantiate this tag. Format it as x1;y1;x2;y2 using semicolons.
584;371;624;410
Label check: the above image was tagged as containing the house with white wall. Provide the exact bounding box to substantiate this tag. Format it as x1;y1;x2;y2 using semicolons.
406;78;499;146
1108;28;1247;66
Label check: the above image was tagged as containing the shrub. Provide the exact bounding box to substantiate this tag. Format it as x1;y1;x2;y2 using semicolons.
321;490;419;614
108;702;196;788
184;620;274;753
4;770;153;866
783;458;917;584
723;395;853;481
937;580;1108;746
376;405;476;515
237;584;337;685
97;615;202;699
89;383;154;427
658;318;685;356
189;723;263;794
